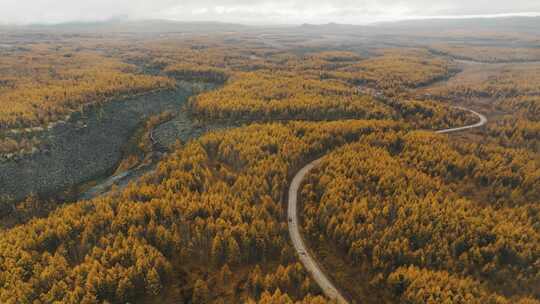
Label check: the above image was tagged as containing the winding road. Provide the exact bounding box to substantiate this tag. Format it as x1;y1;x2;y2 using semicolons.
287;107;487;304
436;107;487;134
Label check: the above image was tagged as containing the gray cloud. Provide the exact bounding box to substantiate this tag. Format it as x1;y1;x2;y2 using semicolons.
1;0;540;24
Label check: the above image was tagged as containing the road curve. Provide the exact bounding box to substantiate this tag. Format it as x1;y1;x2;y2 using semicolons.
288;158;348;304
436;106;487;134
287;107;487;304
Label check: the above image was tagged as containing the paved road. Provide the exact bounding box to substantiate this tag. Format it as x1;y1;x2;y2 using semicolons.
288;158;348;304
436;106;487;134
287;107;487;304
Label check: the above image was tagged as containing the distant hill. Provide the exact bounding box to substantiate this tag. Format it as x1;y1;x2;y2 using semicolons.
2;19;250;34
295;16;540;35
375;16;540;34
1;16;539;39
290;16;540;46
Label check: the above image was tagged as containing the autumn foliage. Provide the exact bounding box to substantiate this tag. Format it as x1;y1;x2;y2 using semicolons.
0;120;397;303
2;32;539;304
301;131;540;302
0;45;173;129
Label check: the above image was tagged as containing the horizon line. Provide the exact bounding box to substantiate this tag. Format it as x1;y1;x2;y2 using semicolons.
1;11;539;27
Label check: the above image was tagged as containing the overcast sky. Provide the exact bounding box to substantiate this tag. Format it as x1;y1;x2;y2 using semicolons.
1;0;540;25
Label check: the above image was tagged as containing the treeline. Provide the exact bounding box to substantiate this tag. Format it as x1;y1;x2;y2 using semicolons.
114;38;465;126
487;97;540;152
0;46;174;130
419;63;539;153
190;69;477;131
388;266;539;304
124;36;272;74
488;117;540;152
399;132;539;206
430;44;540;63
0;120;397;303
114;39;473;131
384;99;478;130
428;65;540;99
323;49;456;95
164;64;229;83
191;71;394;122
497;96;540;120
308;51;363;63
300;51;364;71
301;130;540;303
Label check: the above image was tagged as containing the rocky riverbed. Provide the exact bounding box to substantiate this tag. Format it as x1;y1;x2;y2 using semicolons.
78;104;232;201
0;87;199;203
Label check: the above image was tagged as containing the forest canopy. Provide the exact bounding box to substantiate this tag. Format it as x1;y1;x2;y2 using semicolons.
0;45;173;129
0;120;397;303
1;30;539;304
301;131;540;302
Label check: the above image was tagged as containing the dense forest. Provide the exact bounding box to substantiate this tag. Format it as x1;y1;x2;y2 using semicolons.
0;44;174;158
188;46;475;127
488;97;540;152
0;26;539;304
430;44;540;63
0;120;398;303
427;64;540;99
191;72;393;121
0;45;173;129
301;131;540;303
0;37;476;159
324;49;456;96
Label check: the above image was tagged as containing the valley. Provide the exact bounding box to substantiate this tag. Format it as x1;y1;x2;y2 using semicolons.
0;18;539;304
